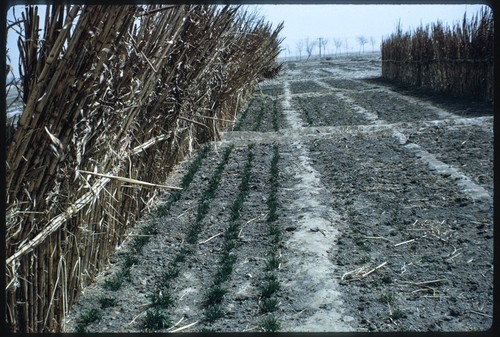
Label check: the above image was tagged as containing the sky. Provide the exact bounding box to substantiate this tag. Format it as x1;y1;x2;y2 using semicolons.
5;3;491;76
250;4;489;58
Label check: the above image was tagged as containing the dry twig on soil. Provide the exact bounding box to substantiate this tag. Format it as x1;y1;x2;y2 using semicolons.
361;261;388;278
198;232;224;244
168;320;199;332
393;238;416;247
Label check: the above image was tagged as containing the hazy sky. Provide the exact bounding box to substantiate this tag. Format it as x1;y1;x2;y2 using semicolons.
251;4;489;57
5;3;491;71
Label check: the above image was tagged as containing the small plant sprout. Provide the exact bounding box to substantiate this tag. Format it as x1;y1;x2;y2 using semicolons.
380;292;395;304
260;278;281;298
205;286;228;306
260;316;281;332
204;305;224;323
144;309;170;331
259;298;279;313
161;267;180;282
149;289;175;309
123;254;139;268
265;256;280;271
391;309;406;320
99;296;118;309
103;267;130;291
79;308;103;324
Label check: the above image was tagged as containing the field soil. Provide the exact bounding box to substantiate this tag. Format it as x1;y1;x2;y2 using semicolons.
65;55;494;332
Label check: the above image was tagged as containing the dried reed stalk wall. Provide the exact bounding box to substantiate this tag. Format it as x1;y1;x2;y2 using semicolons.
5;4;283;332
381;7;493;101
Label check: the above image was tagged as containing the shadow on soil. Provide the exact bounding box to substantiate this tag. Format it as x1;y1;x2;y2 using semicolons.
364;77;494;117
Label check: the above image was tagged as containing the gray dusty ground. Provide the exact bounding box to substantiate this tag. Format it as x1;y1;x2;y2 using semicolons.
64;55;493;332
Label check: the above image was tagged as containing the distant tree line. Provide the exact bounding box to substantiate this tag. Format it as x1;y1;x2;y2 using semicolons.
291;35;379;61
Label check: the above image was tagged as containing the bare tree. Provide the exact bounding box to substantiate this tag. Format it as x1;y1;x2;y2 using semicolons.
370;36;376;52
357;35;368;54
285;44;291;59
296;40;304;61
319;37;328;59
344;38;349;55
333;38;342;56
305;37;317;62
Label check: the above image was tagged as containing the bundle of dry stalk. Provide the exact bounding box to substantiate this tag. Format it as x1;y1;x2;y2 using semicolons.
5;4;283;332
381;7;493;101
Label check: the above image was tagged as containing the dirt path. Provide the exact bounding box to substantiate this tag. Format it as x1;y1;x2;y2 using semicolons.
65;56;493;332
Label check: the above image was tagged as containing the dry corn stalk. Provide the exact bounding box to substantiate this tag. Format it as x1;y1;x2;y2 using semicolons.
5;4;283;332
381;7;493;101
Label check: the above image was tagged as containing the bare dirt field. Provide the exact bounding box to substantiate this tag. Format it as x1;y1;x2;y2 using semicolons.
64;55;494;333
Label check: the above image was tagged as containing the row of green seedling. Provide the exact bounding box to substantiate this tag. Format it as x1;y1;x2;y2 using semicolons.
272;97;280;132
76;144;211;332
234;94;278;132
295;97;314;125
202;144;255;326
259;144;282;332
157;144;211;217
143;145;234;331
233;98;254;131
252;98;267;131
73;222;157;332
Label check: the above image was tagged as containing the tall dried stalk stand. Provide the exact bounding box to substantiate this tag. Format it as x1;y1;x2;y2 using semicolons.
381;7;493;101
5;4;283;332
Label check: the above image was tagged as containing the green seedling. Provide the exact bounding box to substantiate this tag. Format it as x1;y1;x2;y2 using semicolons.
149;289;175;309
268;244;280;255
259;298;279;313
161;267;180;282
144;309;170;331
99;296;118;309
204;305;224;323
223;239;238;252
380;292;395;304
359;255;371;264
123;254;139;269
79;308;102;324
260;316;280;332
157;204;170;217
74;324;89;333
131;225;157;253
391;309;406;320
200;328;217;332
264;273;278;282
103;268;130;291
269;224;281;239
205;286;228;306
265;256;280;271
185;228;200;244
260;278;280;298
213;271;230;285
173;251;187;263
221;252;237;266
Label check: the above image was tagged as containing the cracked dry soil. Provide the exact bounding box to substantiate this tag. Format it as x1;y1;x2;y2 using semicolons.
65;55;493;332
